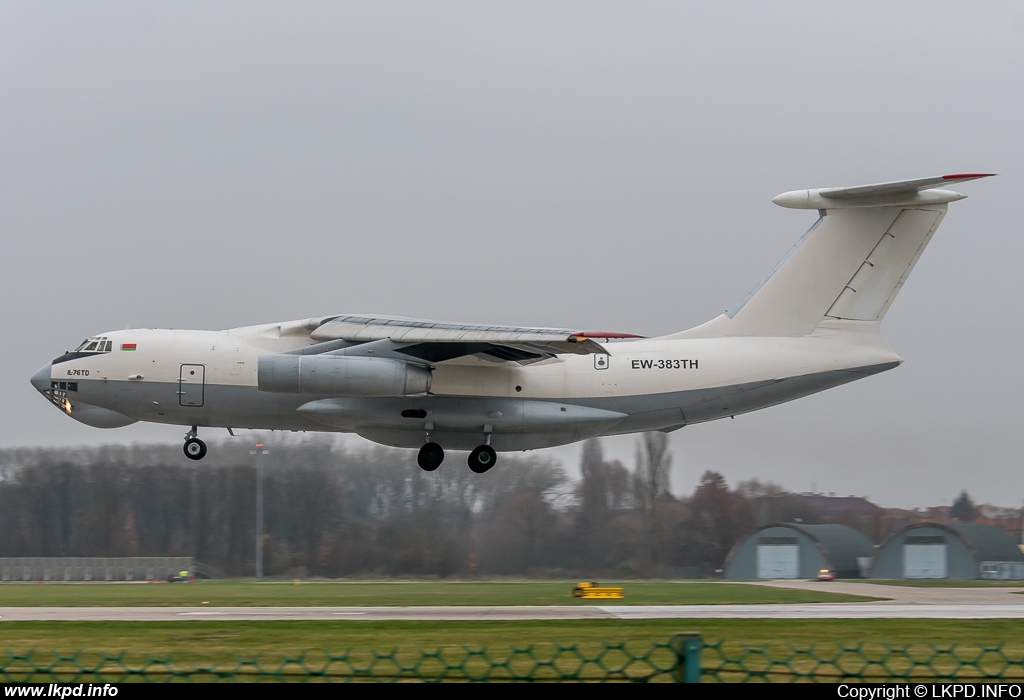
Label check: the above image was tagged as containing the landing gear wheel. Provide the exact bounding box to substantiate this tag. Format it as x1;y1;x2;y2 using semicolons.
468;445;497;474
183;437;207;461
417;442;444;471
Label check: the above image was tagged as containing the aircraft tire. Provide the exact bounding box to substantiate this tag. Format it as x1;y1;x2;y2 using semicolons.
417;442;444;471
467;445;497;473
183;437;208;461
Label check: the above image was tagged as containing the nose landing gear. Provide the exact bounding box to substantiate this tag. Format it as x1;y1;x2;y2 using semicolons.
183;426;207;461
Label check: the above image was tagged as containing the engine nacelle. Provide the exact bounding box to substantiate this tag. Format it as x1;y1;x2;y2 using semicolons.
257;354;431;396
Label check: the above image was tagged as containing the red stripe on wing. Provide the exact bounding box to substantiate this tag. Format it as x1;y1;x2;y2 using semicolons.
570;331;645;339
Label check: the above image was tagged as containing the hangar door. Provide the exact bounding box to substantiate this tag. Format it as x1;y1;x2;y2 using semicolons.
903;535;947;578
756;537;799;579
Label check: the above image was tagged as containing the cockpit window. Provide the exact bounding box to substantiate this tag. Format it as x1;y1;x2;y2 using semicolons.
54;336;113;366
73;337;112;354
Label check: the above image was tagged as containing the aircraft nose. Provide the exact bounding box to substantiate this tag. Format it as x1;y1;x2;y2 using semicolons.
30;362;52;392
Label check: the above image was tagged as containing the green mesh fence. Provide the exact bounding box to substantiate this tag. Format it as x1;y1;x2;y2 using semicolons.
0;643;676;683
3;636;1024;682
700;638;1024;683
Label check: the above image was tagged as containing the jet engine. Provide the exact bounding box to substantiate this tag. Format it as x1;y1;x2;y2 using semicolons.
257;354;431;396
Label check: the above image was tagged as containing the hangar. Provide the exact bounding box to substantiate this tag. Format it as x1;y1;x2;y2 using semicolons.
872;523;1024;580
0;557;193;582
723;523;873;579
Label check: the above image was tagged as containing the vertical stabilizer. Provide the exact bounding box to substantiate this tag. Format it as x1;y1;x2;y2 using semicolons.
671;174;992;339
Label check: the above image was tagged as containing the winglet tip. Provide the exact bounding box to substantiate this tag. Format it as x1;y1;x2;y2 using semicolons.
942;173;997;180
571;331;646;339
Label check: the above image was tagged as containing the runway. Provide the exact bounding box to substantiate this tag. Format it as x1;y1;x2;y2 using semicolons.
2;582;1022;621
3;604;1024;621
0;606;611;622
751;579;1024;605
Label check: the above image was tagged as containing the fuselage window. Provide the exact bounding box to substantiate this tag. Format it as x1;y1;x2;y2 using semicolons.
103;341;112;352
84;342;99;351
67;382;78;391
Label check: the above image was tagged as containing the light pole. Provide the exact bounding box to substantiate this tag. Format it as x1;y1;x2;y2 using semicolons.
250;442;269;578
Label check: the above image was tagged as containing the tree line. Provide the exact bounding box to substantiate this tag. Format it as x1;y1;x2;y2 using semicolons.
0;434;910;577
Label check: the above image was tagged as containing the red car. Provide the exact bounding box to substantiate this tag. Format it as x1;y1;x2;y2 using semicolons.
816;568;836;581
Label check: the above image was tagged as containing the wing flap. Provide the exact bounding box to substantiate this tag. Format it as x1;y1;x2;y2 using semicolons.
310;315;631;357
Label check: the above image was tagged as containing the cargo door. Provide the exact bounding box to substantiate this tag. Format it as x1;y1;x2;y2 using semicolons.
178;364;205;407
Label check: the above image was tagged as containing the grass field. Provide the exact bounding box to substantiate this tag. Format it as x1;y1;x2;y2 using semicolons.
0;579;879;607
8;580;1024;681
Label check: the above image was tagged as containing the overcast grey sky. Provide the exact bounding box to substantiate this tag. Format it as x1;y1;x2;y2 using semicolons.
2;2;1022;508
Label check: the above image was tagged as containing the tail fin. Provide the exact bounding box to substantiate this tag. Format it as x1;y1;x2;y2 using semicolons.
674;173;993;338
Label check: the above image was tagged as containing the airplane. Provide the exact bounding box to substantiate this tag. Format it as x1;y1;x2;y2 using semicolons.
30;173;992;473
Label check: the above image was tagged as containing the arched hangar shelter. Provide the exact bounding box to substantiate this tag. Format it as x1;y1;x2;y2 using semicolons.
724;523;873;580
872;523;1024;580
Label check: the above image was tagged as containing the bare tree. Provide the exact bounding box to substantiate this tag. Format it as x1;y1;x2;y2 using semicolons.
689;471;755;568
633;432;673;570
633;432;672;513
573;438;630;569
735;478;789;499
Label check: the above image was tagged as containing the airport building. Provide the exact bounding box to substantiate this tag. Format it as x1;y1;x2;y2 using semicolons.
871;523;1024;580
723;523;874;579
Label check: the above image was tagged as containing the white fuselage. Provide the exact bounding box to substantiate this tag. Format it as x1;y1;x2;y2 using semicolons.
34;318;902;452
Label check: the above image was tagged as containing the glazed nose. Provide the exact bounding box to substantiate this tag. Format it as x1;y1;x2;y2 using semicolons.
30;362;51;392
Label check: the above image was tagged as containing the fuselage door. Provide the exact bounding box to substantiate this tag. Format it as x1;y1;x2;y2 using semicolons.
178;364;206;407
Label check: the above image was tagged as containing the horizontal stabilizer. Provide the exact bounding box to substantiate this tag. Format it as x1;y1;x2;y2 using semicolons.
773;173;994;210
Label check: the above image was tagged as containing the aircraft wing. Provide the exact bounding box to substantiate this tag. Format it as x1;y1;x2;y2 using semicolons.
309;315;642;364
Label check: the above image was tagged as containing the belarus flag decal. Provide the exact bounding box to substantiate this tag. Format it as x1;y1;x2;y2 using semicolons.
121;343;137;351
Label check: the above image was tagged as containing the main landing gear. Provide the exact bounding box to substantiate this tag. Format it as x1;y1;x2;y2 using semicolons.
183;426;207;461
468;426;497;473
417;442;444;471
415;430;498;474
467;445;497;474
